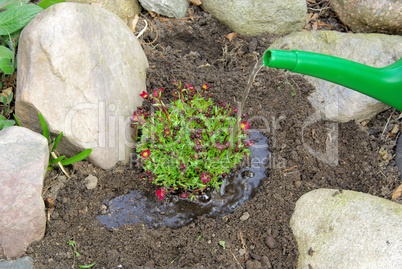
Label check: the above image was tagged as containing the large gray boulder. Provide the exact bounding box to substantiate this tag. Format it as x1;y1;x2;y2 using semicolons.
201;0;306;36
67;0;142;23
330;0;402;35
16;3;149;170
138;0;188;19
0;127;48;259
291;189;402;269
269;31;402;122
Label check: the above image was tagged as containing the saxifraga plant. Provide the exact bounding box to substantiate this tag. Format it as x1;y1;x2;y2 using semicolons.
131;80;252;200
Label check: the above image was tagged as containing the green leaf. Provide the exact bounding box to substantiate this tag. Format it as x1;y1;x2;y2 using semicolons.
0;57;14;74
0;117;15;130
78;262;96;268
218;241;226;249
0;95;6;104
0;1;29;10
0;4;43;35
49;155;65;164
12;113;21;126
60;148;92;166
38;113;49;142
37;0;65;9
3;30;21;53
0;45;13;59
51;131;63;152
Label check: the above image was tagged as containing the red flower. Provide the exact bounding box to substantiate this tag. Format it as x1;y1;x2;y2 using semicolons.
131;114;139;122
156;188;166;201
201;173;211;184
140;91;148;99
141;149;151;159
153;89;159;97
202;83;209;90
240;121;251;130
245;140;253;147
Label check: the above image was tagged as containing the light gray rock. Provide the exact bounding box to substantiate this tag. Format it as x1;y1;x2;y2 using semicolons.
330;0;402;35
16;3;149;170
269;31;402;122
201;0;306;36
291;189;402;269
138;0;188;19
67;0;142;23
0;127;48;259
84;174;98;189
240;212;250;221
0;256;33;269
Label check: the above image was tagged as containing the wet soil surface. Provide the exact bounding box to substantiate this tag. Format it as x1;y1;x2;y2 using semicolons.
27;6;401;269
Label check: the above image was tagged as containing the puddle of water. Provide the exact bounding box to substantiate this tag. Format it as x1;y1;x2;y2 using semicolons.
97;130;269;228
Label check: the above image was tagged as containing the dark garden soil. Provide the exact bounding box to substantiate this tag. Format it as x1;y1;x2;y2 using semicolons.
22;4;401;269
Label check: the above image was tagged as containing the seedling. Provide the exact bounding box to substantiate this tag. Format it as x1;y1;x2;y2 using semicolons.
37;113;92;177
67;239;96;268
67;239;80;257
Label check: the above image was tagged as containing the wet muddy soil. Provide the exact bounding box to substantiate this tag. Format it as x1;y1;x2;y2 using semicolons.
27;5;401;269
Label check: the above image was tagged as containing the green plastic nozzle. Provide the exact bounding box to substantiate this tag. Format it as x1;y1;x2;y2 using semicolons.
263;50;402;111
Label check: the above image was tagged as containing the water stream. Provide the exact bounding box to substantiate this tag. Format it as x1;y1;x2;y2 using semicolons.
240;57;265;116
97;58;268;229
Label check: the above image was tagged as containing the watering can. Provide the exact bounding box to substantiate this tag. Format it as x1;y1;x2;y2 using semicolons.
263;50;402;111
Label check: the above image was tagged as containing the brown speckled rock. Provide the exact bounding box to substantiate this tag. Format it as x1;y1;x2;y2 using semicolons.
330;0;402;34
0;126;48;258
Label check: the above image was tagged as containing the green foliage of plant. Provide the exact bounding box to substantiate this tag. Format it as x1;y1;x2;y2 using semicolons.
78;263;97;268
67;239;97;268
37;113;92;172
0;114;14;130
37;0;64;9
67;238;80;257
132;81;252;200
0;2;43;35
0;0;65;74
0;89;12;114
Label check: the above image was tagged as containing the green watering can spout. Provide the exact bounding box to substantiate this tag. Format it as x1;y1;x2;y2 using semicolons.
263;50;402;111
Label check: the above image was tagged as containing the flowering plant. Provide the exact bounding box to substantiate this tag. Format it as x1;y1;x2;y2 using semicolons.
132;80;252;200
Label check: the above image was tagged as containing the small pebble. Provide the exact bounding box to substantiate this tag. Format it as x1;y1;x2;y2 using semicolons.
100;204;108;214
239;248;247;256
240;212;250;221
262;256;272;268
246;260;262;269
265;235;276;249
295;180;302;188
84;174;98;189
207;240;212;244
